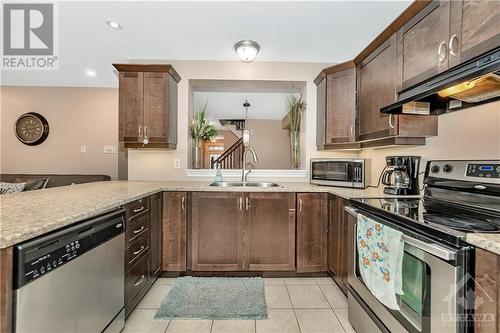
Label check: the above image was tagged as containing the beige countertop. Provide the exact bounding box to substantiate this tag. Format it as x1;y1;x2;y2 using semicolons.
0;180;394;249
466;233;500;256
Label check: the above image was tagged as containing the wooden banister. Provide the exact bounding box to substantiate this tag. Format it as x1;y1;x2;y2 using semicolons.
211;138;244;169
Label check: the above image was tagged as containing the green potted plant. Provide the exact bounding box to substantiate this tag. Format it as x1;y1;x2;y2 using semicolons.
287;95;306;169
190;103;217;169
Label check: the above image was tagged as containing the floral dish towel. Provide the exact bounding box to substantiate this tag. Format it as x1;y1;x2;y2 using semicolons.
357;213;404;310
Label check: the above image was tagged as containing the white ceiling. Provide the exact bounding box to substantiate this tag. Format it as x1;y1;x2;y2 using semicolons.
1;1;412;87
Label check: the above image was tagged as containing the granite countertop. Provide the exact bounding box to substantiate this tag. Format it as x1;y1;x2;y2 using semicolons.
0;180;394;249
466;234;500;256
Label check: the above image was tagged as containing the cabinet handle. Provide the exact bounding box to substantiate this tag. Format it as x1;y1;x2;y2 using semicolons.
449;34;458;57
350;125;354;136
133;245;145;255
239;197;243;211
181;196;185;210
138;126;142;139
245;197;250;211
133;206;145;213
134;275;145;286
133;226;145;234
437;41;448;64
143;126;149;144
299;198;303;212
388;114;395;129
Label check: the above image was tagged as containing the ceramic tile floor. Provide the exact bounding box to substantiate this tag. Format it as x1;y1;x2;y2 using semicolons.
123;277;355;333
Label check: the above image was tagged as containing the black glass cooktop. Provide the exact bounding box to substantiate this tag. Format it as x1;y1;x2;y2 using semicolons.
351;197;500;241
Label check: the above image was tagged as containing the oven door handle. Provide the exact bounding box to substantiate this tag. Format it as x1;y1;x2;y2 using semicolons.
344;206;456;261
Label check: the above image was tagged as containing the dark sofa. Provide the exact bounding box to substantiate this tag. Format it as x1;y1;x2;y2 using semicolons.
0;174;111;189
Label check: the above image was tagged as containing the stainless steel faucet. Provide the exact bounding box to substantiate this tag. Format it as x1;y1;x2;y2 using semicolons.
242;146;258;183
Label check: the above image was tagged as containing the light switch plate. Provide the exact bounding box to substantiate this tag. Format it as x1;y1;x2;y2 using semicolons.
174;159;181;169
103;145;117;154
80;146;87;153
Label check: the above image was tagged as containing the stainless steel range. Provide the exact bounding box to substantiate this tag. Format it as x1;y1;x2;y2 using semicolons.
346;159;500;333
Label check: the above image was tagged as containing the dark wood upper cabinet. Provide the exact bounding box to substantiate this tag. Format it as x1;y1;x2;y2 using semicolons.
191;192;244;271
244;192;296;271
149;192;162;278
316;61;357;148
358;34;439;142
397;1;451;91
162;192;187;272
297;193;328;273
113;64;180;149
358;35;399;141
449;0;500;67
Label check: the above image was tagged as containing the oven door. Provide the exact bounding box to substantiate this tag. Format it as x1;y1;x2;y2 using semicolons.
310;160;354;187
345;206;460;333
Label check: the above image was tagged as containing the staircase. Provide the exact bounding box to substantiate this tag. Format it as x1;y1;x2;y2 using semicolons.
211;138;244;169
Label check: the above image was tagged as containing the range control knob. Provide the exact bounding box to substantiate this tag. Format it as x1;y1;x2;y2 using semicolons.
431;165;440;173
443;164;453;173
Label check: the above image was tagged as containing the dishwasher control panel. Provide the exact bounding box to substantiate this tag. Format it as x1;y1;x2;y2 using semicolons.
14;210;124;289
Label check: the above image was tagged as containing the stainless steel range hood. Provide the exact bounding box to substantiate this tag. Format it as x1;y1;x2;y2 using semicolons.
381;47;500;115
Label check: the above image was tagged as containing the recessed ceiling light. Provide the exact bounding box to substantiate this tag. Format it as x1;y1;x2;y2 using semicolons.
234;40;260;63
106;20;121;30
85;69;97;77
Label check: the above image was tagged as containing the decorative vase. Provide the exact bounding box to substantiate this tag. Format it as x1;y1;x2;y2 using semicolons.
192;141;202;169
291;131;300;169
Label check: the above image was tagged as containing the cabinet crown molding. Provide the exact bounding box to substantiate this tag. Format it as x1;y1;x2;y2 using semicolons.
112;64;181;83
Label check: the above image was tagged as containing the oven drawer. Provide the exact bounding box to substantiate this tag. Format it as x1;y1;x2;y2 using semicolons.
126;213;150;244
125;253;150;306
348;290;385;333
126;233;150;270
126;197;150;220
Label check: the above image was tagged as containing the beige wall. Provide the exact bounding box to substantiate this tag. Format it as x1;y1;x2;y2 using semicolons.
0;86;119;179
358;102;500;186
127;60;346;181
247;119;291;169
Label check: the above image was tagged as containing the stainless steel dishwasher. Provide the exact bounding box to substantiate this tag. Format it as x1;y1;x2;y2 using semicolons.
13;209;125;333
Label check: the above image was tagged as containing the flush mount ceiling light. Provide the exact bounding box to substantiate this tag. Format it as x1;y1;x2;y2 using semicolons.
85;69;97;77
234;40;260;62
106;20;122;30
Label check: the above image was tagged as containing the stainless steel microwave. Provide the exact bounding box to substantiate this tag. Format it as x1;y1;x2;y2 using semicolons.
310;158;370;188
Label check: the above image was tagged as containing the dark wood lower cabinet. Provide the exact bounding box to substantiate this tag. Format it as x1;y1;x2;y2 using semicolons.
191;192;245;271
245;192;296;271
475;248;500;333
162;192;187;271
0;247;13;333
297;193;328;272
327;194;349;294
150;192;163;278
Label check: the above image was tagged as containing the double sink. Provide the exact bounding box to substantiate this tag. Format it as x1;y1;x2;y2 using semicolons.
209;181;280;188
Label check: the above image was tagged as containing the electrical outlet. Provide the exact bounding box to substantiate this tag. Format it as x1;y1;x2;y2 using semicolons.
174;159;181;169
103;145;117;154
80;146;87;153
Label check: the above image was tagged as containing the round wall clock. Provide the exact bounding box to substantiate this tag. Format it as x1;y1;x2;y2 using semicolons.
14;112;50;146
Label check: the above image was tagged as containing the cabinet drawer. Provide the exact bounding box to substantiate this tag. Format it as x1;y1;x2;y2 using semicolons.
125;253;150;306
126;197;151;220
126;233;150;270
126;213;150;244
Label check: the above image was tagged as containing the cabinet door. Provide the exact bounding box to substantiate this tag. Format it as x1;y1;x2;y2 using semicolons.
162;192;187;272
358;35;399;141
191;192;244;271
144;72;170;144
244;193;296;271
449;0;500;67
119;71;144;142
149;193;162;278
397;1;451;90
297;193;328;272
316;77;327;147
326;69;357;143
475;248;499;333
327;195;338;276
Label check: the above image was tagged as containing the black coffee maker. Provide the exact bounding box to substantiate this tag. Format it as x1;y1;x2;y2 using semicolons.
382;156;421;195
